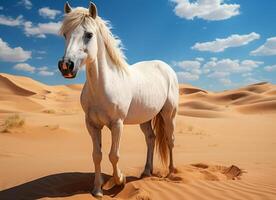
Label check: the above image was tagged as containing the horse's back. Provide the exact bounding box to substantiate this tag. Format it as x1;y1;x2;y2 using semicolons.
124;60;178;124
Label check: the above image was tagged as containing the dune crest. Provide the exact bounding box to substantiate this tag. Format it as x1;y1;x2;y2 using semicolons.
179;82;276;117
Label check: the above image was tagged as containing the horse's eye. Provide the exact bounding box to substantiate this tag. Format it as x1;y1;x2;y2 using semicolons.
85;32;93;39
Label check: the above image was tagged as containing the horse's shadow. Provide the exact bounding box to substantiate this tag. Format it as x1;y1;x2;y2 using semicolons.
0;172;139;199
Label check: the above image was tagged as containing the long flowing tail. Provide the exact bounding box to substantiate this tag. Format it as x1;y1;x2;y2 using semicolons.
152;112;168;166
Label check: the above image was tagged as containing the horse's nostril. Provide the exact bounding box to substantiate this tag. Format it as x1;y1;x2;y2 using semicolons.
58;59;74;75
68;61;74;71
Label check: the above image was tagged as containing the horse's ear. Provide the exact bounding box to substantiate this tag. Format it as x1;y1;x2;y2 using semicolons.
89;2;97;19
64;1;72;14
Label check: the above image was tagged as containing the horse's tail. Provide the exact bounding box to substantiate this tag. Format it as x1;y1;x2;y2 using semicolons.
152;112;168;166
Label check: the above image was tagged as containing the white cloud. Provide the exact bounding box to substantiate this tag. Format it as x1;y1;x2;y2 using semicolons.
207;71;229;78
39;7;61;19
36;50;47;54
203;58;263;74
18;0;32;10
250;37;276;56
37;66;48;71
13;63;54;76
171;0;240;21
0;37;31;62
210;57;218;61
174;57;264;86
37;66;55;76
202;58;263;86
264;65;276;72
192;32;260;52
195;57;204;62
23;21;62;38
174;59;202;82
13;63;35;73
242;72;252;77
0;15;24;26
219;78;232;86
177;71;199;81
175;60;201;73
0;14;61;39
38;70;54;76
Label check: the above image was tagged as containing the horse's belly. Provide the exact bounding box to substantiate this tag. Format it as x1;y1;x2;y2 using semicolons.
124;95;166;124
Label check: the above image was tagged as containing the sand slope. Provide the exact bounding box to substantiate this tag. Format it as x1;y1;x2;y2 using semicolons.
178;82;276;118
0;74;276;200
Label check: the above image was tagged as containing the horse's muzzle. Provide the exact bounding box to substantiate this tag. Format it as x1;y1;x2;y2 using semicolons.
58;59;76;79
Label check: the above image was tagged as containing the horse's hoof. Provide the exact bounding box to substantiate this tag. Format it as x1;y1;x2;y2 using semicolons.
118;173;126;187
169;167;178;174
92;188;103;198
103;177;116;190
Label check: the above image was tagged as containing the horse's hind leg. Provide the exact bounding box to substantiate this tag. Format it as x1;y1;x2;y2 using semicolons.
161;105;177;174
140;120;156;177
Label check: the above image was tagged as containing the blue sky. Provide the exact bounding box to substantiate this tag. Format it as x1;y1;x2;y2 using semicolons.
0;0;276;91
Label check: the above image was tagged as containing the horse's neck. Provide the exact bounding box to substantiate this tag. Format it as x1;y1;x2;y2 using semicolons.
85;38;127;97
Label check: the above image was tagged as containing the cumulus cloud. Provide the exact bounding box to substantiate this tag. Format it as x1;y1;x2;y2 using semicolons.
242;72;252;77
250;37;276;56
177;71;199;81
0;14;61;39
23;21;62;38
13;63;55;75
207;71;229;78
18;0;33;10
219;78;232;85
18;0;32;10
0;37;31;62
38;70;54;76
37;66;55;76
13;63;35;73
0;15;24;26
192;32;260;52
171;0;240;21
174;59;202;82
203;58;263;73
264;65;276;72
195;57;204;62
36;50;47;54
174;60;202;82
39;7;61;19
175;60;201;74
203;58;263;86
174;57;264;86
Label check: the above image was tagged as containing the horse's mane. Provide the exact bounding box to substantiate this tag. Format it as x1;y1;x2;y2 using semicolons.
59;7;128;69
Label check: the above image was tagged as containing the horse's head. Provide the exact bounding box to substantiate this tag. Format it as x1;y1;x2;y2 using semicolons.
58;2;98;79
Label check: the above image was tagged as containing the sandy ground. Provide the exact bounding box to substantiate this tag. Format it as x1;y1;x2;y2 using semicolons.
0;73;276;200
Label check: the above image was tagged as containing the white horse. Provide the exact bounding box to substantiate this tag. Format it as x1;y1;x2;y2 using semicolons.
58;2;179;197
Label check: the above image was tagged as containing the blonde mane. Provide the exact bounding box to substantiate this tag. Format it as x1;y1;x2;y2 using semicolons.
59;7;128;69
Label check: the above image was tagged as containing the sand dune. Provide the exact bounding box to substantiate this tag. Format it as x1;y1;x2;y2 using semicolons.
0;73;276;200
0;74;36;96
0;73;51;95
178;82;276;118
66;84;84;91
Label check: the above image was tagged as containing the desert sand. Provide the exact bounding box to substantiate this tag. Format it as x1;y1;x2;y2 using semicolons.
0;72;276;199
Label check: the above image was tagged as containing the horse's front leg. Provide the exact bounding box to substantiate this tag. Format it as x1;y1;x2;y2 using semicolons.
109;119;126;186
85;118;103;197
